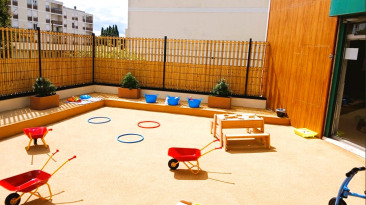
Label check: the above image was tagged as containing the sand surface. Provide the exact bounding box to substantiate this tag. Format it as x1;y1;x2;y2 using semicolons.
0;107;365;205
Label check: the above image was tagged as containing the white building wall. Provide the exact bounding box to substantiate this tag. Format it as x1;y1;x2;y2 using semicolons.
9;0;93;35
128;0;269;41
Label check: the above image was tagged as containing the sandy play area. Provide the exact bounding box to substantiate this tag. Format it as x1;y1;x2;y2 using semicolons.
0;107;365;205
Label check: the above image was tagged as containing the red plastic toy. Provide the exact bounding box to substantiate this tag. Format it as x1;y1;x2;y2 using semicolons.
23;127;52;150
168;139;221;174
0;150;76;205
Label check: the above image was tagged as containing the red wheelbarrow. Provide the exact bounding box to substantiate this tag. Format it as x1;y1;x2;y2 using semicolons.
168;139;221;174
0;150;76;205
23;127;52;151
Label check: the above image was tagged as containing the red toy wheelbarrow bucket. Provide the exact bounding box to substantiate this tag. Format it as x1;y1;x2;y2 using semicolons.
23;127;52;150
0;170;51;193
168;147;201;161
168;139;220;174
0;150;76;205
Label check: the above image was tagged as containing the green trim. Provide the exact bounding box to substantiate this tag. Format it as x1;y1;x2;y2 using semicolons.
330;0;366;16
324;20;345;137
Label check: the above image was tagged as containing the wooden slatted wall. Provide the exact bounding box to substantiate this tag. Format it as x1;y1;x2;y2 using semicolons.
94;37;164;88
265;0;338;136
40;31;93;87
95;37;269;96
0;28;39;96
0;27;269;98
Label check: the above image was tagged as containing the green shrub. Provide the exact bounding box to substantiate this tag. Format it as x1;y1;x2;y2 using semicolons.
210;78;231;97
33;77;57;97
121;72;139;89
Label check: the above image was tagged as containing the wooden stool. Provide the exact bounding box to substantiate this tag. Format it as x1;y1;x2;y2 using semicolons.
224;132;270;151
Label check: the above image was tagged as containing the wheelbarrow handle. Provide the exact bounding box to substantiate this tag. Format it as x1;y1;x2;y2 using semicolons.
52;149;59;155
41;149;59;171
68;156;77;161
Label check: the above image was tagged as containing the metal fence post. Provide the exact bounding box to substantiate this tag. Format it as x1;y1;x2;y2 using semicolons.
163;36;167;89
244;38;252;96
92;33;95;83
37;27;42;77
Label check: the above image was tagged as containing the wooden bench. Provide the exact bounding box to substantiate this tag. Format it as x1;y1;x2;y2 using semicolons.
223;132;270;151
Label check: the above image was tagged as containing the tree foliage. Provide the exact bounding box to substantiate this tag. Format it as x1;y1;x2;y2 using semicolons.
121;72;139;89
33;77;57;97
101;24;119;37
0;0;11;27
210;79;231;97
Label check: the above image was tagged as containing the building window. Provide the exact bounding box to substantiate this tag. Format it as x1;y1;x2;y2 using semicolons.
12;20;19;28
33;11;37;18
46;24;50;31
28;22;32;29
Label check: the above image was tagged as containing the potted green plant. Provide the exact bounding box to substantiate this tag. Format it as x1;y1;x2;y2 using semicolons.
118;72;140;99
30;77;59;110
208;78;232;109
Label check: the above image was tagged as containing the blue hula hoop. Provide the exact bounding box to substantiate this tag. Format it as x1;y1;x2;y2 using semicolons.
88;117;111;124
117;133;144;143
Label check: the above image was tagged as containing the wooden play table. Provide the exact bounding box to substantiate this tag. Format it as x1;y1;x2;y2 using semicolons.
212;114;270;150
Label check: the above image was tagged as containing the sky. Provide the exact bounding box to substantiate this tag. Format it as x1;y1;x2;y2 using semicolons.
61;0;128;36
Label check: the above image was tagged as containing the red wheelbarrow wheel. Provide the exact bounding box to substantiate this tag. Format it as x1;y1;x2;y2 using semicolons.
5;193;20;205
168;158;179;170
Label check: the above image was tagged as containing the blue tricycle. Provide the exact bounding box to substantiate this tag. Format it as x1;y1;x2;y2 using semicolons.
329;166;365;205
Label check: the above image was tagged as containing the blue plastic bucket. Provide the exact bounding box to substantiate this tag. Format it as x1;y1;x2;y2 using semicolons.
188;98;202;108
144;94;158;103
167;96;180;106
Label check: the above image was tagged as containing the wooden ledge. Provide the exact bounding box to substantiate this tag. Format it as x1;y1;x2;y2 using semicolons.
0;93;290;140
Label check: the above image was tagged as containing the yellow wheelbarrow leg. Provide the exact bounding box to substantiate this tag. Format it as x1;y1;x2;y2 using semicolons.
183;161;200;175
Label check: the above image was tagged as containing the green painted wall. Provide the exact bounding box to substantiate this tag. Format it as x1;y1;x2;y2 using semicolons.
330;0;366;16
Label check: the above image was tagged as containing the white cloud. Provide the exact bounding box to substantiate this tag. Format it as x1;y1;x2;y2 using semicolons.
61;0;128;36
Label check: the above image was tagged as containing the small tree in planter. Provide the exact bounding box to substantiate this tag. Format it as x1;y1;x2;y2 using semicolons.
118;72;140;99
208;78;232;109
30;77;59;110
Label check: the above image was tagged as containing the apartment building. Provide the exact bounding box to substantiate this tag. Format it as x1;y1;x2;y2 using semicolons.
127;0;270;41
9;0;93;35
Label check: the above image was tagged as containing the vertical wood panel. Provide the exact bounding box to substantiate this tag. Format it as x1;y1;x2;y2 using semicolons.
266;0;338;136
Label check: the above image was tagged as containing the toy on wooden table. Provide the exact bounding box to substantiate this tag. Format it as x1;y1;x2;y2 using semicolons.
0;150;76;205
67;96;81;102
23;127;52;150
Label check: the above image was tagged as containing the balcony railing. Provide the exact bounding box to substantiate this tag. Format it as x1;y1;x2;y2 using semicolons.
64;24;67;27
12;0;17;6
33;5;37;9
46;7;50;12
27;4;31;8
27;16;32;21
86;19;93;23
46;19;50;23
13;14;18;19
86;27;93;31
51;20;62;25
33;17;38;22
51;8;62;14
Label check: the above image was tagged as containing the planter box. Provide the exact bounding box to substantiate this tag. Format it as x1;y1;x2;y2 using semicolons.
208;96;231;109
30;94;60;110
118;88;140;99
